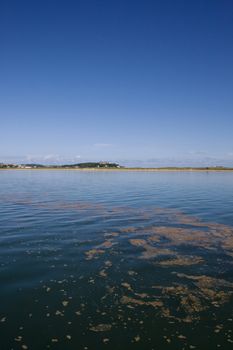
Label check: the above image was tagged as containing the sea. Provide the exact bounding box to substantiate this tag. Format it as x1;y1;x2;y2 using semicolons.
0;170;233;350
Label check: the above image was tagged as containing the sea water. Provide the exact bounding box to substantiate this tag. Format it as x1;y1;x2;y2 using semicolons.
0;170;233;349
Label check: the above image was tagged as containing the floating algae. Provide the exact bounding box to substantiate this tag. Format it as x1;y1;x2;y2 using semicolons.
156;255;204;266
129;238;173;259
89;324;112;332
85;249;105;260
121;295;163;308
99;269;108;278
2;198;233;349
81;206;233;331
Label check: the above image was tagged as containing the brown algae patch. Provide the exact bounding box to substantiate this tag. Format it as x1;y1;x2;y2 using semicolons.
99;240;115;249
121;282;133;291
156;255;204;266
121;295;163;308
104;260;113;267
85;239;116;260
129;239;147;247
85;249;105;260
89;324;112;332
128;218;233;261
147;273;233;322
176;273;233;305
83;207;233;328
148;226;215;250
99;269;108;278
84;208;233;265
129;238;173;259
117;210;233;323
120;227;138;233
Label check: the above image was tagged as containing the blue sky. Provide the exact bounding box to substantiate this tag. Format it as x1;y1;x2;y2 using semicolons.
1;0;233;166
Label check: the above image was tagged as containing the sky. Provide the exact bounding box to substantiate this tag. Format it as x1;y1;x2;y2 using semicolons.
1;0;233;166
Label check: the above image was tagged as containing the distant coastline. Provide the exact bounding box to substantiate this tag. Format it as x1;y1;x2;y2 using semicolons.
0;166;233;172
1;161;233;172
1;169;233;172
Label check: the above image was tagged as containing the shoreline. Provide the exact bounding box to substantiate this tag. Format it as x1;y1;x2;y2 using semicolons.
1;167;233;172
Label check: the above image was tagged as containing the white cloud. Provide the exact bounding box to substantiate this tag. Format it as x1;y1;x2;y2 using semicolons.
23;154;82;164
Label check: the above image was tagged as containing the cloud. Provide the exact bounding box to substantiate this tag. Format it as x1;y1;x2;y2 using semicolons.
24;154;82;164
26;154;62;163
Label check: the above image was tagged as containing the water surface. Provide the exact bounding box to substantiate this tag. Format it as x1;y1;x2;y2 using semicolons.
0;170;233;350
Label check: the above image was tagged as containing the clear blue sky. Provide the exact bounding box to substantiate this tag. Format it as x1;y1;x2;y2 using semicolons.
1;0;233;166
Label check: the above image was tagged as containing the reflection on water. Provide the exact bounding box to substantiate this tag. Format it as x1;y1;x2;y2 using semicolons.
0;170;233;350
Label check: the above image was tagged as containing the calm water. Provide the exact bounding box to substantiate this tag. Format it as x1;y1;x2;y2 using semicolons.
0;170;233;350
